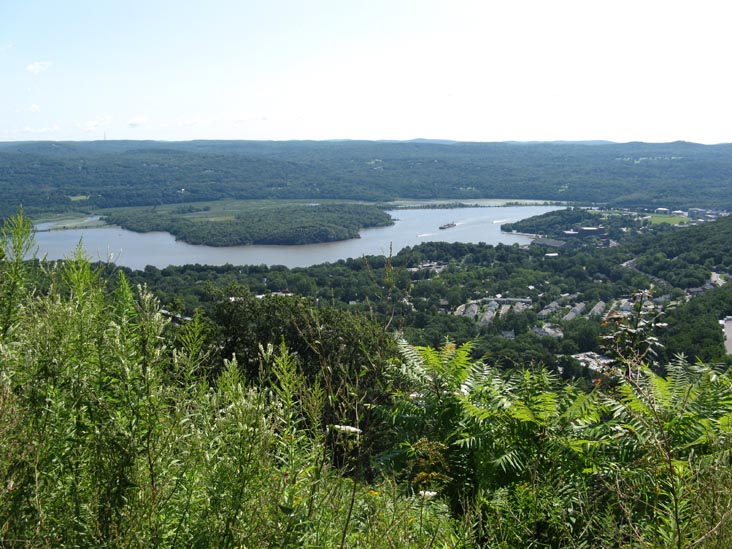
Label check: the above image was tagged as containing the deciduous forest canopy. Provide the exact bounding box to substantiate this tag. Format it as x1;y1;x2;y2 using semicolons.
2;140;732;219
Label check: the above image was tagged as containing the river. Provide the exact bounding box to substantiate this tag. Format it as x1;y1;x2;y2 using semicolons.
33;204;560;270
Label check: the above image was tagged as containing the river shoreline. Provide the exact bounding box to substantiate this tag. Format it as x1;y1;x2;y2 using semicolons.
503;230;543;239
32;204;562;269
32;199;565;233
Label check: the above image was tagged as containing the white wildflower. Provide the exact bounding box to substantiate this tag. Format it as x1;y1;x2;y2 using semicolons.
331;424;362;435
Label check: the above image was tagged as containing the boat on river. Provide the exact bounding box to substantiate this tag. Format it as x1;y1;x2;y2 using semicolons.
439;222;456;230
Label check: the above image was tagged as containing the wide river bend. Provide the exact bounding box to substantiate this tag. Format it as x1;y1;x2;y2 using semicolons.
34;205;560;270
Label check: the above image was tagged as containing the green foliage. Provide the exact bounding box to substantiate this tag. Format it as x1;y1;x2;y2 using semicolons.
662;282;732;361
0;216;462;547
586;356;732;548
625;215;732;289
387;338;732;547
0;208;36;338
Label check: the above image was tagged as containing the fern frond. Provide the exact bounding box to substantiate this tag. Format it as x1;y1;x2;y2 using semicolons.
615;381;653;418
494;448;525;474
530;392;559;423
649;370;671;410
508;400;537;424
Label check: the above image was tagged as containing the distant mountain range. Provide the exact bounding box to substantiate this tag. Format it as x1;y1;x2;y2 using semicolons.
2;139;731;218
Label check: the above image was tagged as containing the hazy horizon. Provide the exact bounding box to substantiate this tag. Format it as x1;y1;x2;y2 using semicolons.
1;137;728;146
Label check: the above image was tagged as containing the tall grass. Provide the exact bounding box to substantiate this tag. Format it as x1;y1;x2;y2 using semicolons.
0;211;458;547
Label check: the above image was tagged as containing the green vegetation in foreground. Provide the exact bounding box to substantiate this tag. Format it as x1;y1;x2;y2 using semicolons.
4;210;732;547
102;200;394;246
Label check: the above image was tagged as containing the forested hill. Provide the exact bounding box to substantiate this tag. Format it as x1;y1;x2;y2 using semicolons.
2;139;732;218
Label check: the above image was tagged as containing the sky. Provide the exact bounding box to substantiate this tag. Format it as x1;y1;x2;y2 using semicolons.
1;0;731;144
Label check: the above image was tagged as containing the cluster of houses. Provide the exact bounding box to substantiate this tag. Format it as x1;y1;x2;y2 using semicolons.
537;298;606;321
653;207;729;222
406;261;447;274
571;351;614;373
450;292;673;372
451;292;668;344
454;297;532;325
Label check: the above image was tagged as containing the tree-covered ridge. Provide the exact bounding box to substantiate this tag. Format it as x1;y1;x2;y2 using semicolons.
102;201;393;246
3;211;732;547
625;213;732;269
3;140;732;219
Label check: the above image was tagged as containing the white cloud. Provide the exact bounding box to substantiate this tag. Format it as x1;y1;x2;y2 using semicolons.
26;61;52;75
29;104;41;113
0;43;13;54
128;115;147;128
